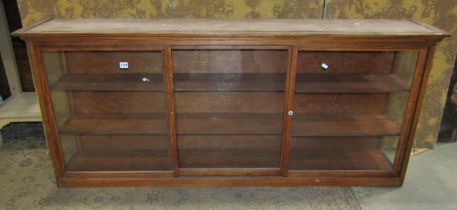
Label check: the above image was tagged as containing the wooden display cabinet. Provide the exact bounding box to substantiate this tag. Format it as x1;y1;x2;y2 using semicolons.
14;19;449;187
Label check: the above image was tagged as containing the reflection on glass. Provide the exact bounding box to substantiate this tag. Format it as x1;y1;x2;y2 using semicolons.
290;51;418;171
173;49;289;168
44;51;171;171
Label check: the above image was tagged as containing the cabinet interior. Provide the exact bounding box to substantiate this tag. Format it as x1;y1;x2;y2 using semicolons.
43;48;417;175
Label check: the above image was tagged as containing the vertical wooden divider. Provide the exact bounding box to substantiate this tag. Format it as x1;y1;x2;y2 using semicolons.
164;46;179;176
280;46;298;176
27;43;66;186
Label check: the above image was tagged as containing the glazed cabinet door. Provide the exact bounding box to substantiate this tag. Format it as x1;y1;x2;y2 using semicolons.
171;47;290;174
288;50;420;175
43;50;172;173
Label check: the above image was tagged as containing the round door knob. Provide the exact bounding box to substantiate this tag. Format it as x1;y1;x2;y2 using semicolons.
142;77;150;83
321;63;329;71
288;111;294;116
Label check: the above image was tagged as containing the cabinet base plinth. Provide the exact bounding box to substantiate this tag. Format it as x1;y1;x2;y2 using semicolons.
60;176;402;187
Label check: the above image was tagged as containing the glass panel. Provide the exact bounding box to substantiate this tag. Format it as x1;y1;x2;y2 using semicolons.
44;51;171;171
290;51;418;171
173;49;288;168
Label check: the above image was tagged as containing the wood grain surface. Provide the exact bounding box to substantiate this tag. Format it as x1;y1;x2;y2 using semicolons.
16;18;448;187
15;19;448;36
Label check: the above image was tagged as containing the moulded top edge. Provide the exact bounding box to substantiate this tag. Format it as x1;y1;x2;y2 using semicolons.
12;18;451;38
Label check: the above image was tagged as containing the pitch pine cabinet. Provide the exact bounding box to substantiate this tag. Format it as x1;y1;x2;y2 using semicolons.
14;19;449;187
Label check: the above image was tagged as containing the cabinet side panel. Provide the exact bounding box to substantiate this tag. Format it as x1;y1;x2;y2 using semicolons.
383;51;419;152
27;43;65;186
43;52;77;165
396;48;436;183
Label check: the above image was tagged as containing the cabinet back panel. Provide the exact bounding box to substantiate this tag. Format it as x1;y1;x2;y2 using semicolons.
291;137;379;149
175;92;284;113
64;135;171;171
178;135;281;168
79;135;169;153
65;51;163;74
289;137;391;171
71;92;166;114
66;152;171;171
178;135;281;150
175;113;282;135
294;94;386;114
297;52;395;74
173;50;288;74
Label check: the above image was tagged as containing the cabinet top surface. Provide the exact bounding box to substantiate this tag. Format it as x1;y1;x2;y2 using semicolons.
15;18;448;37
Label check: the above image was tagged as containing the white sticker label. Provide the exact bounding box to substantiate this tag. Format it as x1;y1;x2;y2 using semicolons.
119;62;129;69
321;63;329;69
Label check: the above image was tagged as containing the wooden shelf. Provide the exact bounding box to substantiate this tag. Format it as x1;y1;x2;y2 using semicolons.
51;73;164;91
289;148;392;171
67;147;390;171
60;113;399;137
295;74;409;93
66;150;170;171
51;73;408;93
292;114;401;137
61;113;283;135
176;113;401;137
67;148;392;171
175;73;407;93
66;147;390;171
60;114;167;135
